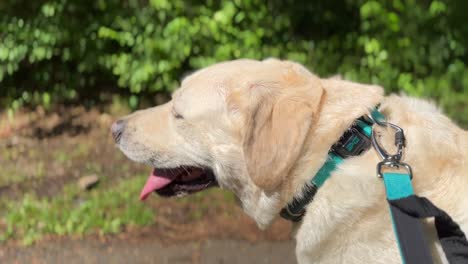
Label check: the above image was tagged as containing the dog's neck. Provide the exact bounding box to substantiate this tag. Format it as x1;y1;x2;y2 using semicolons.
281;79;384;215
241;78;384;229
280;112;377;221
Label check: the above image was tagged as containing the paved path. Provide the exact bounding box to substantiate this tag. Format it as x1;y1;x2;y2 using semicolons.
1;239;296;264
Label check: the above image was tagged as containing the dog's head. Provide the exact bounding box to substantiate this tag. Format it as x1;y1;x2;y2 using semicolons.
112;58;382;228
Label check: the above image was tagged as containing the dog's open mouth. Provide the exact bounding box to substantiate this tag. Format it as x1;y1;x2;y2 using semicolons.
139;167;217;200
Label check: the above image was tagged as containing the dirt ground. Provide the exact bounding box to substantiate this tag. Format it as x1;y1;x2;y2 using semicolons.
0;105;296;263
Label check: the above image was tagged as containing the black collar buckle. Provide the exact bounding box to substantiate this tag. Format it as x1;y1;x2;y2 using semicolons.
332;121;371;158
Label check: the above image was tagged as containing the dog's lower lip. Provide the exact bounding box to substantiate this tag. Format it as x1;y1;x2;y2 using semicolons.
155;168;217;197
138;165;217;200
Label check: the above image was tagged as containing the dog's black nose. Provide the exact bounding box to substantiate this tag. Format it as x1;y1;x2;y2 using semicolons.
111;119;126;143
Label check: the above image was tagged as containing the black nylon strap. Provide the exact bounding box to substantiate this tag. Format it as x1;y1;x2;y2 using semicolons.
390;195;468;264
388;201;434;263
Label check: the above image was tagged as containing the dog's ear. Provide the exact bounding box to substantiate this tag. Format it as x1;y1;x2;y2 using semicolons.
242;61;323;191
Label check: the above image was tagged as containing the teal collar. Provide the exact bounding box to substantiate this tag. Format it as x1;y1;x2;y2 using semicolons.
280;109;384;222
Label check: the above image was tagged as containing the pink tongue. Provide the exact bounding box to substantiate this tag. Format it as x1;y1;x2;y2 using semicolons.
139;171;174;201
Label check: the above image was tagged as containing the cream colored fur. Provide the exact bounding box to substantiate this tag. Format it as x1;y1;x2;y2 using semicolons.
116;58;468;264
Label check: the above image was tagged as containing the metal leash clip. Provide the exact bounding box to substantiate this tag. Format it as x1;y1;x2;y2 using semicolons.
367;113;413;179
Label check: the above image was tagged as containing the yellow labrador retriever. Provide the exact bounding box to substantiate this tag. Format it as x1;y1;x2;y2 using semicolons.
112;59;468;263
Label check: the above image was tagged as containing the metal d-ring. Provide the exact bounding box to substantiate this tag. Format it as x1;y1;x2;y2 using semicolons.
376;159;413;179
366;111;387;127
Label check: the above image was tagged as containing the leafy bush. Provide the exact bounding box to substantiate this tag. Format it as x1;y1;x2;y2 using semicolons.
0;0;466;125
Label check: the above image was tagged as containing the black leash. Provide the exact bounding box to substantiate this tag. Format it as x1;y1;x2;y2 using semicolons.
390;195;468;263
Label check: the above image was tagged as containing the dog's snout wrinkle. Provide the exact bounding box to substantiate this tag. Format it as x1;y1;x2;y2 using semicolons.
111;119;126;143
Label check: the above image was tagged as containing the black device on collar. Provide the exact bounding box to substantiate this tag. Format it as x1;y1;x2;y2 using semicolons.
280;116;373;222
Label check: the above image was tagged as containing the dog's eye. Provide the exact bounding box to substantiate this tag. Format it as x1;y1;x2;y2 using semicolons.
172;108;184;119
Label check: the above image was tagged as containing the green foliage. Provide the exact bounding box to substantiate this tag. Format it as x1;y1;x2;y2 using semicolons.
0;0;466;125
1;175;154;245
342;0;467;125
